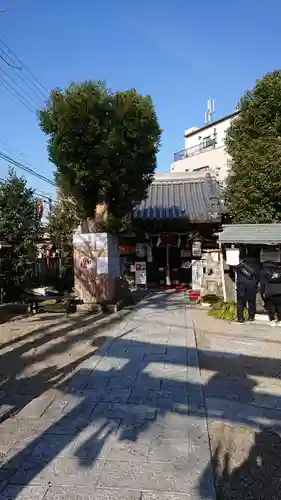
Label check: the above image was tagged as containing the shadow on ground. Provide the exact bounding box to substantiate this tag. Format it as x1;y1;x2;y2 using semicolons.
0;291;280;498
209;428;281;500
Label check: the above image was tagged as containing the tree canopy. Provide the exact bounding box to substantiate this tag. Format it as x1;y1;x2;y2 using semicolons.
0;169;43;285
225;70;281;223
38;81;162;223
48;196;81;252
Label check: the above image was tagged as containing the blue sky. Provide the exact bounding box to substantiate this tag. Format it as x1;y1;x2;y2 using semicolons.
0;0;280;200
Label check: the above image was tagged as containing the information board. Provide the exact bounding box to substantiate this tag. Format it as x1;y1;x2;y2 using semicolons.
135;262;147;285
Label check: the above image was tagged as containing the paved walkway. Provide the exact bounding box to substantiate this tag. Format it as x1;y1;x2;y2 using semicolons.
0;291;215;500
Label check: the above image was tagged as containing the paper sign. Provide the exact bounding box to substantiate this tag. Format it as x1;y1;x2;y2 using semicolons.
226;248;240;266
135;261;147;285
96;233;108;250
97;257;108;275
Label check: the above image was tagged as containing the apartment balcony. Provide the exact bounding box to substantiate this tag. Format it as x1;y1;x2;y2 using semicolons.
174;136;216;162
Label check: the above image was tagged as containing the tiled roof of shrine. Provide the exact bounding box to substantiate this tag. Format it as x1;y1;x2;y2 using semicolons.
133;174;222;222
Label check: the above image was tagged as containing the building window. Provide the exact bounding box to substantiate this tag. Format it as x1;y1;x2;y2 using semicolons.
202;136;214;149
194;165;209;172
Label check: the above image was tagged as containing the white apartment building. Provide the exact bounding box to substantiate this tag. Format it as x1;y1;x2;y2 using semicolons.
171;111;239;183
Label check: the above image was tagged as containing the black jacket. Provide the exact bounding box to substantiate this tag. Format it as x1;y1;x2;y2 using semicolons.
236;257;260;287
260;261;281;298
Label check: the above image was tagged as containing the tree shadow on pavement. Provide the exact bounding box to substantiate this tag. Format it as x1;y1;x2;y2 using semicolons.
1;292;281;498
200;428;281;500
0;306;132;422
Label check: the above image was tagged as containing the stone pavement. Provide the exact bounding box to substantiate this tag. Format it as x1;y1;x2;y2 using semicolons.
0;292;215;500
192;308;281;500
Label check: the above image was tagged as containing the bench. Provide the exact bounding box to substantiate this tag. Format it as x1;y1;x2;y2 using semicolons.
23;294;79;315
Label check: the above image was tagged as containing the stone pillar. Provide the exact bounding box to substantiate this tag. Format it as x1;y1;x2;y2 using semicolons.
200;250;223;296
73;231;120;306
165;244;171;286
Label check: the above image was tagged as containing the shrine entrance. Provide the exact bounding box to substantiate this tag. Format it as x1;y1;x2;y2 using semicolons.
122;173;223;290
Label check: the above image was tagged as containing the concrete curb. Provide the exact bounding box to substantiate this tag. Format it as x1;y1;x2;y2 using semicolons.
190;312;217;500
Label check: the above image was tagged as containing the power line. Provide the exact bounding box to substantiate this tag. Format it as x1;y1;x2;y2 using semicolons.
0;38;48;97
0;72;36;113
0;39;48;113
0;141;55;196
0;47;48;102
0;175;53;202
0;52;21;69
0;150;56;186
0;139;32;163
0;65;42;109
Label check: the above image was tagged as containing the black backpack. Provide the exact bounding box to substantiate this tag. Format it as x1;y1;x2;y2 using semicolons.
237;262;257;281
268;266;281;283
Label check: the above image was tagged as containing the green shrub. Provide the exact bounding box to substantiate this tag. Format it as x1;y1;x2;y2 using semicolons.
208;300;248;321
201;294;221;305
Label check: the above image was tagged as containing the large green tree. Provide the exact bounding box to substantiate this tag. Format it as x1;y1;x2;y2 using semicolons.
48;196;81;254
0;169;43;285
38;81;162;225
225;70;281;223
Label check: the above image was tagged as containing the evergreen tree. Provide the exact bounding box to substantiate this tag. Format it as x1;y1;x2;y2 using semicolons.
0;168;43;286
225;70;281;223
38;81;162;226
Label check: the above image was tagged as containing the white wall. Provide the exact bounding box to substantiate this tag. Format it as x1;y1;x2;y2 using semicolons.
171;114;236;182
184;116;232;150
171;147;231;182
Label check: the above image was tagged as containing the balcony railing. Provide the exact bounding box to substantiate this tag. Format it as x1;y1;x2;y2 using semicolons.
174;136;217;162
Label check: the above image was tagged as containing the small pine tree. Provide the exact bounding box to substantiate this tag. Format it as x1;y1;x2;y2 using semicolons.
0;168;43;287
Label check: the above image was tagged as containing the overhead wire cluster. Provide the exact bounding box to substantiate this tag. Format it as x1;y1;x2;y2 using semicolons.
0;37;48;113
0;149;55;186
0;38;56;202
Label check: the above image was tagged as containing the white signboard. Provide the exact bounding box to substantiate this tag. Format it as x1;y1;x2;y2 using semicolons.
97;256;108;275
226;248;240;266
96;233;108;250
192;240;202;257
135;262;147;285
192;260;204;290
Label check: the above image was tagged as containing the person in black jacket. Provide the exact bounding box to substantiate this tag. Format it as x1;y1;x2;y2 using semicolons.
236;251;260;323
260;261;281;326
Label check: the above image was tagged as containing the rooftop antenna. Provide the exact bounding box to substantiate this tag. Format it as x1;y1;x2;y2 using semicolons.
204;98;215;124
